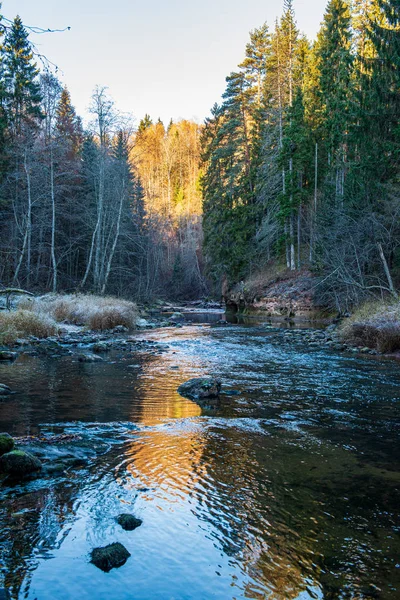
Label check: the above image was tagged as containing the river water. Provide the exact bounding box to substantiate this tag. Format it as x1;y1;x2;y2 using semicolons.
0;319;399;599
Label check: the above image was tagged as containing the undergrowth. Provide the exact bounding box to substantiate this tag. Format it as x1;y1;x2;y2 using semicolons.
22;294;138;332
0;310;59;346
339;299;400;353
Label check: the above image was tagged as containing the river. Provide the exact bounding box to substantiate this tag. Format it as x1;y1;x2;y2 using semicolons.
0;318;399;599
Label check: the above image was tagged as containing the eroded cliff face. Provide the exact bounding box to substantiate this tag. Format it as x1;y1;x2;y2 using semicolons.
225;271;327;318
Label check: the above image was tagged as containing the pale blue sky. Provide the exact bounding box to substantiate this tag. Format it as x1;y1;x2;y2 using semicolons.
9;0;328;125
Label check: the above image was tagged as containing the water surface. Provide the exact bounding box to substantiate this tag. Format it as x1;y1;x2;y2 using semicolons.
0;321;399;599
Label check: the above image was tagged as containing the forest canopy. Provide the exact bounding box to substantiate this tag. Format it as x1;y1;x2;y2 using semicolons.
0;0;399;311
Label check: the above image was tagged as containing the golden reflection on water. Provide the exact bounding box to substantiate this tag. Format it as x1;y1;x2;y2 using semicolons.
120;416;324;600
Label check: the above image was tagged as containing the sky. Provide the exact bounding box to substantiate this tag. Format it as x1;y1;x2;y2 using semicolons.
9;0;328;126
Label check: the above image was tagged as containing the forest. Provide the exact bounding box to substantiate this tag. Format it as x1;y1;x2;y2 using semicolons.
0;10;204;301
0;0;399;313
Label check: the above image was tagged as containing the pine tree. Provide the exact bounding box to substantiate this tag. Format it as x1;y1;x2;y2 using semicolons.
239;23;271;106
3;15;42;135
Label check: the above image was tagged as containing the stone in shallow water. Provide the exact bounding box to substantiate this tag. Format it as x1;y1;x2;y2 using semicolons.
178;377;221;400
0;433;14;456
136;318;149;328
90;342;111;353
90;542;131;572
0;384;11;396
116;513;143;531
0;450;42;477
0;351;17;361
77;353;103;363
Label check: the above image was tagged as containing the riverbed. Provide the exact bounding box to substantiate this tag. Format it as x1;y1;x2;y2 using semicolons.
0;319;399;599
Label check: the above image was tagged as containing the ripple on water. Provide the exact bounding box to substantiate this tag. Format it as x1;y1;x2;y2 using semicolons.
0;323;399;599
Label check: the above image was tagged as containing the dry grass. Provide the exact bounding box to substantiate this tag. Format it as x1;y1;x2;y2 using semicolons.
0;310;59;346
339;299;400;353
0;294;138;344
26;294;138;331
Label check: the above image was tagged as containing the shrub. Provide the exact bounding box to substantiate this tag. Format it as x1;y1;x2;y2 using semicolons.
376;322;400;353
339;299;400;353
88;308;133;331
0;309;59;346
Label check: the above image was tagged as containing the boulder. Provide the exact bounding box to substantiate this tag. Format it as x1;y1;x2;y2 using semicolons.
90;542;131;572
0;384;11;396
116;513;142;531
0;351;17;361
0;450;42;478
178;377;221;400
0;433;14;455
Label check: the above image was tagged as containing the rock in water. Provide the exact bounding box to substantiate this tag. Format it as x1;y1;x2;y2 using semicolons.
136;318;149;328
170;312;185;322
0;450;42;477
90;342;110;353
90;543;131;572
113;325;129;333
116;514;143;531
0;384;11;396
0;351;17;361
0;433;14;456
77;353;103;363
177;377;221;400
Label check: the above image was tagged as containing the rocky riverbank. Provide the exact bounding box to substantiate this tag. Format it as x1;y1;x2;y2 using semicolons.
224;270;327;319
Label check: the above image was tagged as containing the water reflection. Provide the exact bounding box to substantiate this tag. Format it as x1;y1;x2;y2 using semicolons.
0;323;399;598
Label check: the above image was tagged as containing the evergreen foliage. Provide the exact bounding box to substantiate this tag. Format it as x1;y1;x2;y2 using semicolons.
3;15;42;135
202;0;400;309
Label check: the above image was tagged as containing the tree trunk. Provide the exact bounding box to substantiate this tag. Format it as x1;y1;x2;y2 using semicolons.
14;149;32;286
50;144;57;292
377;243;398;298
101;181;125;295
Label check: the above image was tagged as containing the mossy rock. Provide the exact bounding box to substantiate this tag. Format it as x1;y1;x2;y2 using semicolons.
177;377;221;400
116;513;142;531
0;450;42;478
0;433;14;456
90;542;131;572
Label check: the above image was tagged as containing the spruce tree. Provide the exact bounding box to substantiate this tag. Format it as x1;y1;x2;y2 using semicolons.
316;0;354;202
3;15;42;135
138;114;152;134
368;0;400;174
0;4;8;173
